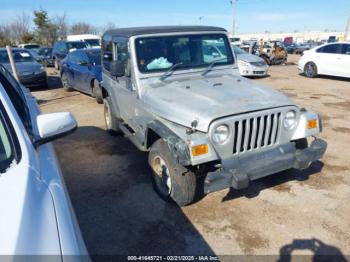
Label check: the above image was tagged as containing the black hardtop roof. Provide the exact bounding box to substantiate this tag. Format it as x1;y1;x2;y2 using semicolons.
104;26;227;38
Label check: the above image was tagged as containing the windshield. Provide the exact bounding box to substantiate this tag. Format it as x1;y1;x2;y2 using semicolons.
86;50;101;65
24;44;40;49
67;42;87;51
0;50;34;63
232;45;246;55
135;34;234;73
85;39;100;47
39;48;52;56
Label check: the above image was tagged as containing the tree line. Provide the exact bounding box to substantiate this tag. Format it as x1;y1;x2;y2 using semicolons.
0;9;116;47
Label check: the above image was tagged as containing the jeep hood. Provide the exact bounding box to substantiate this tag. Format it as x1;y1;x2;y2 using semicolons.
142;74;295;132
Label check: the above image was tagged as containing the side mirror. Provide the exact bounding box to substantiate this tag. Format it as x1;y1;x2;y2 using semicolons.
35;112;77;147
110;60;125;77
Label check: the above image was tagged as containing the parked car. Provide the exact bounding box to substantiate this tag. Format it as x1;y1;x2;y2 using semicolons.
299;42;350;78
67;34;101;48
38;47;54;67
52;41;87;70
0;64;88;257
0;48;47;88
286;43;311;54
232;45;269;76
27;49;44;64
17;43;41;50
253;40;288;65
60;48;103;103
100;26;327;206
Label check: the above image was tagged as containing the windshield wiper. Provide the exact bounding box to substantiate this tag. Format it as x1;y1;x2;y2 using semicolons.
202;58;228;76
160;62;183;80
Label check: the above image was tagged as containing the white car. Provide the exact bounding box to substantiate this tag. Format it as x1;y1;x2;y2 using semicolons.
298;42;350;78
67;34;101;49
0;65;88;258
232;45;269;77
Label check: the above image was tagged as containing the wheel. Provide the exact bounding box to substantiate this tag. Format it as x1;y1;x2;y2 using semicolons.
92;80;103;104
54;59;59;70
149;139;196;206
61;72;73;91
304;62;317;78
104;97;122;135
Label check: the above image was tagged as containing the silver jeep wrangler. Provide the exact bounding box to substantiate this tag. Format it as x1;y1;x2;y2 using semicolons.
100;26;327;206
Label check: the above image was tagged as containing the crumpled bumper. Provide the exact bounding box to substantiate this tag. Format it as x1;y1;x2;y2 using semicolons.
204;139;327;194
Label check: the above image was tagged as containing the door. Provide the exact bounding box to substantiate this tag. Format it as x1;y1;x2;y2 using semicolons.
71;50;91;92
315;44;342;76
340;44;350;78
0;101;60;255
111;38;139;131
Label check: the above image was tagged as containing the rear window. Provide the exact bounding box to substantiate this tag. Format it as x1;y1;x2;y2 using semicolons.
23;44;40;49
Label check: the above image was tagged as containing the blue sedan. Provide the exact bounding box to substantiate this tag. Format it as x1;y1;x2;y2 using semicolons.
60;48;103;103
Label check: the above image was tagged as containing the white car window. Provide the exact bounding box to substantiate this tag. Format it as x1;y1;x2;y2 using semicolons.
0;109;17;173
341;44;350;55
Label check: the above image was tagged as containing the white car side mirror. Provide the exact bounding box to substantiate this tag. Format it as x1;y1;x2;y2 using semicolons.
35;112;77;146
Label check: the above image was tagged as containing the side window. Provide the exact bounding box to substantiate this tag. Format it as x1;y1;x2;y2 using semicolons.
0;65;32;138
77;51;89;62
115;39;129;62
69;51;80;63
0;104;21;172
102;35;113;71
59;42;67;53
317;44;341;54
341;44;350;55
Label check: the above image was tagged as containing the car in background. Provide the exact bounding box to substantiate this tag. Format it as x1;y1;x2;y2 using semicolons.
0;48;47;88
232;45;269;77
38;47;54;67
27;49;44;64
17;43;41;50
299;42;350;78
0;64;88;257
286;43;311;54
230;37;242;46
60;48;103;103
67;34;101;48
52;41;87;70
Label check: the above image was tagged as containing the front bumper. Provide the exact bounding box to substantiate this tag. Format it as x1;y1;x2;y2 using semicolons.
239;64;269;76
204;139;327;194
19;71;47;87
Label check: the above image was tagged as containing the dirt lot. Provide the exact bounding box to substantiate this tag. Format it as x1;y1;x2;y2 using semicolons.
32;55;350;259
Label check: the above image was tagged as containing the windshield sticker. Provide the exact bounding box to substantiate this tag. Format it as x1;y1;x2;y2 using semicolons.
19;52;30;57
147;57;173;70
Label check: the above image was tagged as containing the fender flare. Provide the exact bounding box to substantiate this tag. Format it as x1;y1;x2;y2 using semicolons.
146;120;191;166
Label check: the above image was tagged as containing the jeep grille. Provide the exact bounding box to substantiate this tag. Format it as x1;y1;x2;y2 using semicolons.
233;112;282;155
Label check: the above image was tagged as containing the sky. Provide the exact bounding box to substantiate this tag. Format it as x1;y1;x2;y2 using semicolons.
0;0;349;34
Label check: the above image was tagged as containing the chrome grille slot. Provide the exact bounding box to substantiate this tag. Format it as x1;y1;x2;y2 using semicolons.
233;112;282;155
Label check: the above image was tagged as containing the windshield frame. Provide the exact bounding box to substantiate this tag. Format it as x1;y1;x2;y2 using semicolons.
132;32;235;76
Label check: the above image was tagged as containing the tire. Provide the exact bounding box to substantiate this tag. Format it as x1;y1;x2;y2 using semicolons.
304;62;318;78
92;80;103;104
61;72;73;91
104;97;122;135
149;139;196;206
54;59;59;70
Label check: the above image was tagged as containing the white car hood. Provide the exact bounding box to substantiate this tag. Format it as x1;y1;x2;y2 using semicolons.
237;53;265;63
142;74;295;132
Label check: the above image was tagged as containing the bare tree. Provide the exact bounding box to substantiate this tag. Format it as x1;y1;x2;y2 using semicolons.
7;12;32;44
52;13;68;40
70;22;96;35
96;22;117;35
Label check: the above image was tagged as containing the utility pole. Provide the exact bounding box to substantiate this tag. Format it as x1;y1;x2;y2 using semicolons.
6;46;19;81
230;0;238;37
345;16;350;41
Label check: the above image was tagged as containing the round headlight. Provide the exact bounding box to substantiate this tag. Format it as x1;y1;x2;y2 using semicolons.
284;111;297;129
212;125;230;144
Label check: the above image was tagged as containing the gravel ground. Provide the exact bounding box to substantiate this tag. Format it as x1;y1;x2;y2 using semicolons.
33;55;350;260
